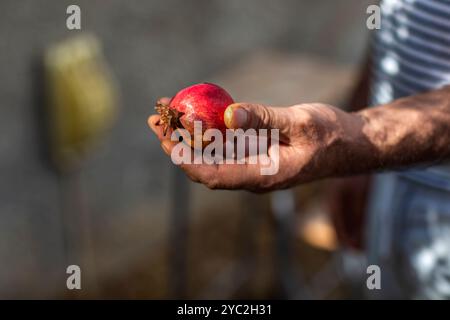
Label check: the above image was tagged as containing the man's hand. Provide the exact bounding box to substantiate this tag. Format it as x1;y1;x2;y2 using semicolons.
148;99;366;192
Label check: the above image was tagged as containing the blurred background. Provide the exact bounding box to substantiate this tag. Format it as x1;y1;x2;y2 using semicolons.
0;0;374;299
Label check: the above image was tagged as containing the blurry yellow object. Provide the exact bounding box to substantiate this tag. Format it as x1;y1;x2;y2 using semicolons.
45;34;118;171
299;209;338;251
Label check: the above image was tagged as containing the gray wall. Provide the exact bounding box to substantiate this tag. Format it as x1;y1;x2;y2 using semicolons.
0;0;372;297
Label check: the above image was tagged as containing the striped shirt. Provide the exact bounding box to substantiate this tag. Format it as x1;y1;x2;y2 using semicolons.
368;0;450;299
371;0;450;177
372;0;450;102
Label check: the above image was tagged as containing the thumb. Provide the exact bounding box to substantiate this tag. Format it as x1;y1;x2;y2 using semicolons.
224;103;280;130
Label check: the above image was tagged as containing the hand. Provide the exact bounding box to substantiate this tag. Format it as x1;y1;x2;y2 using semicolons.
148;98;366;192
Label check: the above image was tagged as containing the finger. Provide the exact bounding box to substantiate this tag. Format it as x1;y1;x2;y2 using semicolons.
216;163;268;190
179;163;217;185
159;130;203;159
160;139;178;157
165;141;284;191
224;103;292;142
179;160;274;191
148;114;161;131
157;96;171;106
148;114;179;141
147;115;176;156
148;115;168;140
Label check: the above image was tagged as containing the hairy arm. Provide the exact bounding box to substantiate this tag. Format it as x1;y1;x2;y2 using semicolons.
340;85;450;175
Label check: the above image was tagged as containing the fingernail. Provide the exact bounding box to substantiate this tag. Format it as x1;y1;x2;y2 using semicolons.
225;105;248;128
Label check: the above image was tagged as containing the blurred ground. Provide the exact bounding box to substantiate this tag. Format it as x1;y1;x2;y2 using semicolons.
0;0;371;298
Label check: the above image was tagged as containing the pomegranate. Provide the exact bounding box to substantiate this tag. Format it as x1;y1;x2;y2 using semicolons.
155;83;234;146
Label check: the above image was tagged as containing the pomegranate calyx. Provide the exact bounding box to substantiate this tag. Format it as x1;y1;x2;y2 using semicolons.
155;101;185;135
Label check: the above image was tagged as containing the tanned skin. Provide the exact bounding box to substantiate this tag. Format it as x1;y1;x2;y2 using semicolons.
148;86;450;192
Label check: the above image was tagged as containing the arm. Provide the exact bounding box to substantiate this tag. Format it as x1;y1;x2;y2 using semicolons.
148;86;450;192
352;87;450;172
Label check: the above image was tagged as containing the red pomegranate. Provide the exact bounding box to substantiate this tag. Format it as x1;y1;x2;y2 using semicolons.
155;83;234;146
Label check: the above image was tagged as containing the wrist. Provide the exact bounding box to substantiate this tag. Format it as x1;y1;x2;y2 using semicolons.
289;104;381;181
342;109;383;175
324;109;379;177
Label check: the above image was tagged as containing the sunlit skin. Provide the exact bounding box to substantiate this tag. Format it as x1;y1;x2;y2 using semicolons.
148;86;450;192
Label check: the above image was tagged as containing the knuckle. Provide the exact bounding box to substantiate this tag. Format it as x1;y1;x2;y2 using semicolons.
299;109;314;125
182;166;201;183
298;114;321;141
250;104;273;129
263;106;276;128
186;172;200;184
200;171;219;189
205;177;219;190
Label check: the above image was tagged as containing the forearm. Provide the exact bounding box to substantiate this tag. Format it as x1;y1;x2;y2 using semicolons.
342;86;450;175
